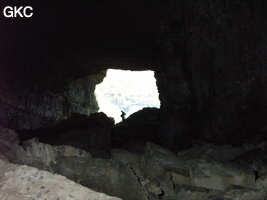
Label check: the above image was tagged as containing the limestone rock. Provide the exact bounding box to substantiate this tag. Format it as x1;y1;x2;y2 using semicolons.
22;137;149;199
140;156;174;199
111;108;160;150
156;0;267;150
223;185;266;200
23;137;88;169
0;126;27;164
188;159;255;191
2;126;266;200
177;143;244;162
0;154;9;163
145;142;191;189
234;148;267;175
145;142;189;175
255;175;267;190
174;185;223;200
0;159;121;200
170;171;192;187
132;153;175;199
111;148;147;181
145;182;162;195
38;112;114;158
67;73;105;113
45;127;112;158
0;68;106;130
50;155;149;200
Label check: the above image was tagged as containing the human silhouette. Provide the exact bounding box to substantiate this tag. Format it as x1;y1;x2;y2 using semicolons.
120;110;126;121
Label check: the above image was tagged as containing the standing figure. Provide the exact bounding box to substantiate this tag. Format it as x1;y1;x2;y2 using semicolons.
120;110;126;121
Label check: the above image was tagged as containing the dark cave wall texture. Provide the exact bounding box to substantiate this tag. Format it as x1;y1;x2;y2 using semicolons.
156;0;267;149
0;0;266;149
0;71;105;129
0;0;159;129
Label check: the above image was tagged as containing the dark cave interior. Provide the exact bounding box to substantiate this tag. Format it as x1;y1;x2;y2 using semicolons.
0;1;267;199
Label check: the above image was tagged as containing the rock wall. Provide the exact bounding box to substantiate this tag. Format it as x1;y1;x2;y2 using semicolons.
0;160;121;200
155;0;267;149
0;0;266;148
0;71;106;130
0;1;161;131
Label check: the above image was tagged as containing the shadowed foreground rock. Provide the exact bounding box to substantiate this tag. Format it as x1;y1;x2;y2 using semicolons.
223;185;266;200
0;126;27;164
0;160;121;200
1;126;267;200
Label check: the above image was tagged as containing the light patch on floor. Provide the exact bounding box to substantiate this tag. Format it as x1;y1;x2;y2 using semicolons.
95;69;160;123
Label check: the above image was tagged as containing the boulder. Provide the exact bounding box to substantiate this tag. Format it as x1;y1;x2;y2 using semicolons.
174;185;223;200
234;148;267;176
145;142;256;192
177;143;244;162
188;159;255;191
50;155;149;200
140;156;174;198
42;127;112;158
0;126;27;164
111;108;160;149
145;142;193;189
0;159;121;200
2;126;265;200
23;137;149;199
223;185;266;200
111;148;147;181
145;142;189;175
255;175;267;190
22;137;88;170
174;184;267;200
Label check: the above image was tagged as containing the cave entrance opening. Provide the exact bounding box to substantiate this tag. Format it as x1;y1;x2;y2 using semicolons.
95;69;160;123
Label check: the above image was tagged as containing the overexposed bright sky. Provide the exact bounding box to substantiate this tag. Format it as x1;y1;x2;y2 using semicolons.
95;69;160;123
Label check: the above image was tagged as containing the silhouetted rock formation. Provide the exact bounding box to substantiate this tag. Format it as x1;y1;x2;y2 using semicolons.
111;108;160;151
0;0;266;199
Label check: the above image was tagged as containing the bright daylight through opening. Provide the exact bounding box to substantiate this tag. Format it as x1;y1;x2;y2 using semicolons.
95;69;160;123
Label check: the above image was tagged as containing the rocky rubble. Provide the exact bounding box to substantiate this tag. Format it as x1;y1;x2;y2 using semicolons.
0;160;121;200
0;126;267;199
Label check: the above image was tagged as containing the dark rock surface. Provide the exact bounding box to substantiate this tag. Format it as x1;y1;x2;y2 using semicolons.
111;108;160;152
0;72;105;129
0;1;267;199
0;128;267;200
0;126;28;164
43;127;112;159
0;0;162;130
155;0;267;149
17;112;114;158
0;159;121;200
51;154;149;200
0;1;266;148
1;127;267;199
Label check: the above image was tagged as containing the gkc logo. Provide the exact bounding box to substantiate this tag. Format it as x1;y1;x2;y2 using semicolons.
3;6;33;18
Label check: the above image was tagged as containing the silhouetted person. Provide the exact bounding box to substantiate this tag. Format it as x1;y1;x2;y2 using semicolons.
120;110;126;121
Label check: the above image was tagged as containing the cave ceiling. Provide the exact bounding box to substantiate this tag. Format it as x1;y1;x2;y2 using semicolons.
1;1;163;90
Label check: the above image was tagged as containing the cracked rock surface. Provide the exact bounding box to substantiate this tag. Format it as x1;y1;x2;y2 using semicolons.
0;160;121;200
1;126;267;199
